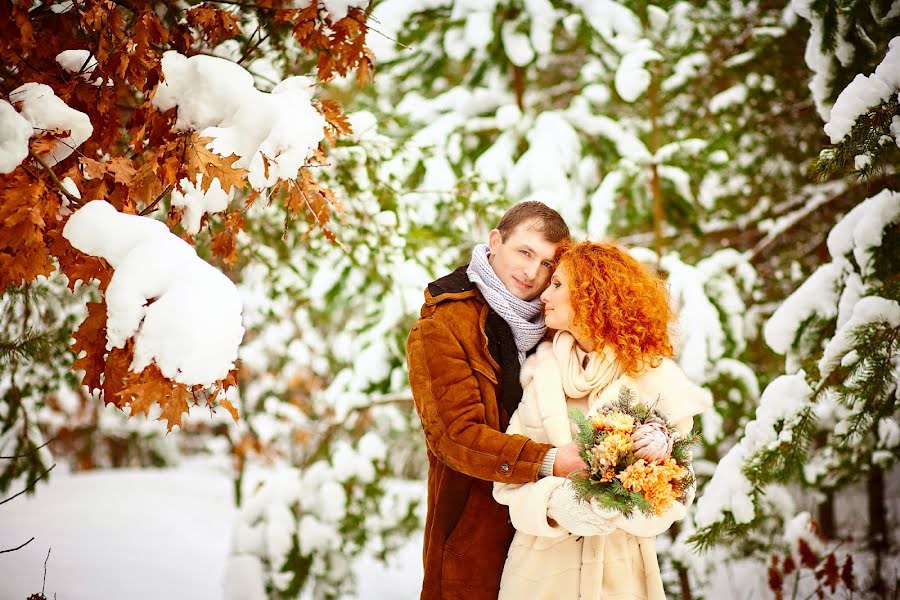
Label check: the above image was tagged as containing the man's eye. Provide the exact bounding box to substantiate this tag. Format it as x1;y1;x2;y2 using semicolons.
520;250;531;257
542;261;553;269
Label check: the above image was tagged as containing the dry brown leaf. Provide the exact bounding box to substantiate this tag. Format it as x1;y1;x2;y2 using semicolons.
186;4;241;46
70;301;108;394
188;134;247;194
117;363;193;431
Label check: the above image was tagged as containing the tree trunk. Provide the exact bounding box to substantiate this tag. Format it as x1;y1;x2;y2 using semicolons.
868;460;887;596
510;63;525;111
817;488;836;540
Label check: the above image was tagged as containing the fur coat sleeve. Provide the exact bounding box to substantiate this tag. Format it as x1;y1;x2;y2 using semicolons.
493;343;570;538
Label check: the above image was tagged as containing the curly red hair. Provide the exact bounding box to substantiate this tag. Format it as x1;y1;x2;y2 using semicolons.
558;241;675;375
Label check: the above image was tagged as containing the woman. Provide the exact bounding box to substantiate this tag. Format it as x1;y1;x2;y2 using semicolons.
493;241;712;600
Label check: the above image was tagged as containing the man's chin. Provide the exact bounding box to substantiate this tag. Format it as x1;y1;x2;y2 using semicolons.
514;290;540;302
502;279;540;301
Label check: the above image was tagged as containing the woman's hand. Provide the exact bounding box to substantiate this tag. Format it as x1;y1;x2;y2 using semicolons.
547;482;615;536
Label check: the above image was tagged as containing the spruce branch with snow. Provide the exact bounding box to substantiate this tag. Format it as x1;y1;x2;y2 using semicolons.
690;190;900;582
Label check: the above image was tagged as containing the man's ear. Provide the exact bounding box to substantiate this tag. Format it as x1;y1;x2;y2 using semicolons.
488;228;503;254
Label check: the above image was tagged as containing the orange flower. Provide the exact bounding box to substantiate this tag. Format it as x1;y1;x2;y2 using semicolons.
600;466;617;482
617;458;686;515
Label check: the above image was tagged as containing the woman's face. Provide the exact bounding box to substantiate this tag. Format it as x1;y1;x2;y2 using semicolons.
540;263;575;332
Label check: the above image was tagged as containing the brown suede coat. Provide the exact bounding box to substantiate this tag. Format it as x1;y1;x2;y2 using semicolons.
406;267;553;600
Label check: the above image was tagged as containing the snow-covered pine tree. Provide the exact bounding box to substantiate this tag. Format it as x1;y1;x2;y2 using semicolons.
692;4;900;594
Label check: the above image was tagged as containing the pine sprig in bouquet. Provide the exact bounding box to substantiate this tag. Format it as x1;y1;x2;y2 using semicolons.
568;383;697;518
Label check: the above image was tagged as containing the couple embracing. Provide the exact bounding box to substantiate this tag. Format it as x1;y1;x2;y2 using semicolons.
406;201;712;600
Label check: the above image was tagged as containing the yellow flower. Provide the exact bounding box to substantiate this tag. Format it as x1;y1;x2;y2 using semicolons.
617;458;687;515
590;411;636;434
597;431;633;465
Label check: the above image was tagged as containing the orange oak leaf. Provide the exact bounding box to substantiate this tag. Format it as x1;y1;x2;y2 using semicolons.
356;47;375;87
103;345;132;407
117;363;193;431
298;169;343;239
71;301;108;394
285;180;304;215
219;398;240;422
186;4;241;46
210;210;245;265
127;137;183;211
29;128;71;158
188;134;248;194
318;99;353;135
220;368;238;391
46;220;113;291
0;168;57;288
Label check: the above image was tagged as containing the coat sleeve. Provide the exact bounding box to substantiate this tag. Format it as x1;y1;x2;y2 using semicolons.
492;405;568;538
407;316;552;484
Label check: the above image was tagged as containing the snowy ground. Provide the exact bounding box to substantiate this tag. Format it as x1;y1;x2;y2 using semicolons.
3;460;895;599
0;461;422;600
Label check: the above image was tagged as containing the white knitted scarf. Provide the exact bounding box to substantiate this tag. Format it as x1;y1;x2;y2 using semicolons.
552;331;624;408
523;331;625;447
466;243;546;364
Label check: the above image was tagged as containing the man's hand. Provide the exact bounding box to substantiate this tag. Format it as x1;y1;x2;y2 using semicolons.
552;441;587;477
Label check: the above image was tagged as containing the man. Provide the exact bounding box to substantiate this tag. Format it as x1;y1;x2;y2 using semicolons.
407;201;601;600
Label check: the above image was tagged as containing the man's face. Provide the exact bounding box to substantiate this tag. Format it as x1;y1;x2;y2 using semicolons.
487;220;560;301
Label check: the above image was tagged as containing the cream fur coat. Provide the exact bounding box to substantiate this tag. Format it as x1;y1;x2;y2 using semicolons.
493;332;713;600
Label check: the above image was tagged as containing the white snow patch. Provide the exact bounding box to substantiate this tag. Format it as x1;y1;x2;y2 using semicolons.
171;173;234;235
63;201;244;387
615;43;662;102
764;262;845;355
826;188;900;278
8;82;93;166
695;374;813;527
152;51;326;190
819;296;900;377
710;84;748;113
0;99;32;174
824;36;900;143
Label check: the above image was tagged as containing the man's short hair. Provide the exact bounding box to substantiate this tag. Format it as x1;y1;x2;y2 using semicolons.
497;201;570;243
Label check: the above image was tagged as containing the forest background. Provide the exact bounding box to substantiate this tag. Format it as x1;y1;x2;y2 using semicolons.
1;0;899;598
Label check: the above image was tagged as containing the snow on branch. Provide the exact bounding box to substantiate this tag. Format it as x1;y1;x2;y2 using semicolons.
5;83;93;168
63;200;244;387
824;37;900;144
0;100;32;174
693;373;813;529
152;51;327;191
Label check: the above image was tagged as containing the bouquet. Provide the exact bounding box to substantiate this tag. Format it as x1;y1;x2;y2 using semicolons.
568;382;697;518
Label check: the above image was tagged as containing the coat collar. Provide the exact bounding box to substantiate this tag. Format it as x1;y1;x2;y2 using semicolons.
424;265;477;306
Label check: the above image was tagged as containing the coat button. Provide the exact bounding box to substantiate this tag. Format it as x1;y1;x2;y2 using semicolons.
500;462;510;473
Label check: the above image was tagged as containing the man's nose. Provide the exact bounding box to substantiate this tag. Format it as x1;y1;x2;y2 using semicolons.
524;260;539;280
